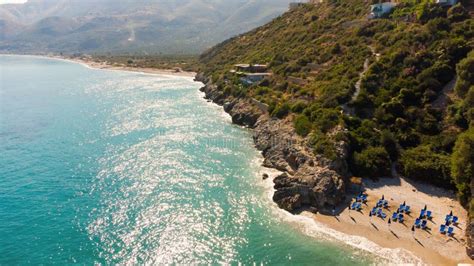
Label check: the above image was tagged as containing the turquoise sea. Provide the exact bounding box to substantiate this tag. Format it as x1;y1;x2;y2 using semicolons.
0;55;376;264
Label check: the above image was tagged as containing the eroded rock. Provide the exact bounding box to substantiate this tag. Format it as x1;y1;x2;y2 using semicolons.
198;79;348;213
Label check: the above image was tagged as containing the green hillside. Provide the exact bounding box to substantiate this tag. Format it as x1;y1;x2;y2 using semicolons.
198;0;474;209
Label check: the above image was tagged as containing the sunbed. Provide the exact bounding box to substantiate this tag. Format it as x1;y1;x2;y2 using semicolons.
440;224;446;234
448;227;454;236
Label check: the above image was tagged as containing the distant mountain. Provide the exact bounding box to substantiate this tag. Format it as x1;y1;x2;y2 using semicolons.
0;0;301;54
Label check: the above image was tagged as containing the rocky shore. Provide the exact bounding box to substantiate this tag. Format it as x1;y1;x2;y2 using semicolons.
195;74;348;213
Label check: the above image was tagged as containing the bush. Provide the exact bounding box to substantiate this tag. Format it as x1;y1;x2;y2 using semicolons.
451;127;474;205
417;62;454;87
310;130;337;160
294;115;312;136
255;86;269;95
291;100;308;113
352;146;391;178
447;3;469;22
381;130;399;160
399;146;451;187
426;17;451;33
312;108;341;132
272;103;290;118
455;52;474;97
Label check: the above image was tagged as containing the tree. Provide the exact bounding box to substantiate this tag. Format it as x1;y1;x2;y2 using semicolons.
353;146;392;178
381;130;399;161
399;145;451;187
455;52;474;97
451;127;474;205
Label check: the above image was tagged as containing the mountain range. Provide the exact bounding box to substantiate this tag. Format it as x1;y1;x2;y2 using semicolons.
0;0;299;54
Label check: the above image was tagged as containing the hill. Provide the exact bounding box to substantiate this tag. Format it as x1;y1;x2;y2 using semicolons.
197;0;473;256
0;0;300;54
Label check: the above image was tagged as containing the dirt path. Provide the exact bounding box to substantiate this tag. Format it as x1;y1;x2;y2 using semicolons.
342;46;377;115
433;77;457;110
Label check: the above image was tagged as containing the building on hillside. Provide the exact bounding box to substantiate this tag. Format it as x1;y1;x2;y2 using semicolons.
369;2;397;19
289;2;305;10
234;64;251;72
234;64;268;73
289;0;324;10
240;73;272;85
232;64;271;85
435;0;458;6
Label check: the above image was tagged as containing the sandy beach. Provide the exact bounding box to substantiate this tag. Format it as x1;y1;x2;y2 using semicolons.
43;55;198;78
74;58;197;77
306;176;471;265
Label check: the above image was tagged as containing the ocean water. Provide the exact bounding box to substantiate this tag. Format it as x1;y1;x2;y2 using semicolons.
0;55;376;264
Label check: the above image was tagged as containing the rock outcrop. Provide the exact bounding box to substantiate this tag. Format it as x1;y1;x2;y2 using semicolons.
468;219;473;259
196;75;348;213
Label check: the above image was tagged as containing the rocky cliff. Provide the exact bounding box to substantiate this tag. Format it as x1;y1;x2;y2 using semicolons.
196;74;347;213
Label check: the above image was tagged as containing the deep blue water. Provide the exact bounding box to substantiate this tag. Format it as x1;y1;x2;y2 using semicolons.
0;55;375;264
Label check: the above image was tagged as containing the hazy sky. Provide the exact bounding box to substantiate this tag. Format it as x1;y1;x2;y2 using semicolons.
0;0;27;4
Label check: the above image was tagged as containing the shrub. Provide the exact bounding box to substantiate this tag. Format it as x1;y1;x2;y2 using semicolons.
352;146;391;178
426;17;451;33
272;103;290;118
451;127;474;205
381;130;399;160
447;3;469;22
294;114;312;136
312;108;341;132
291;100;308;113
455;52;474;97
310;130;337;160
399;145;451;187
417;62;454;86
255;86;269;95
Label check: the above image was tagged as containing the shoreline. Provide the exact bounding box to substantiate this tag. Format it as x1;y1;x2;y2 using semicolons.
0;54;197;78
258;169;422;264
4;54;469;264
196;74;472;265
308;177;470;265
259;168;470;264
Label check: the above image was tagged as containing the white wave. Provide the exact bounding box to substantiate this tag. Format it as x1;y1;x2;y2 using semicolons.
251;156;424;265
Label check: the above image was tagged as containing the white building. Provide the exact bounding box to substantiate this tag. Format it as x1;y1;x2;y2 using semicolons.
369;2;397;19
240;73;272;85
435;0;458;6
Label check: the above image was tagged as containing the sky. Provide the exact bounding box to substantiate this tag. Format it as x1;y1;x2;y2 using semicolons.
0;0;27;4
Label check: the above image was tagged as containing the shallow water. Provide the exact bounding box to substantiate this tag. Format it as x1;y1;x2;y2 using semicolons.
0;55;376;264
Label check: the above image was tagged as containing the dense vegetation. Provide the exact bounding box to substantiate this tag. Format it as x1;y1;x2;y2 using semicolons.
198;0;473;208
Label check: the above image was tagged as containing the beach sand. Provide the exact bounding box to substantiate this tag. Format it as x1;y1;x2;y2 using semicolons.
60;56;196;78
307;176;471;265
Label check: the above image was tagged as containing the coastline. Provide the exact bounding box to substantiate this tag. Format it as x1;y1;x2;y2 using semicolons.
258;165;471;265
3;54;468;264
0;54;196;78
308;177;470;265
196;73;472;265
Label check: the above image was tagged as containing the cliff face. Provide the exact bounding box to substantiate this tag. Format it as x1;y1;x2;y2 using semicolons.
196;74;347;212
